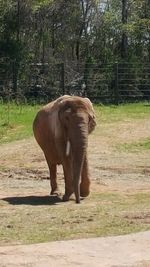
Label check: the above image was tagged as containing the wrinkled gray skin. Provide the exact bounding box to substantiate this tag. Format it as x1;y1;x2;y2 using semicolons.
33;95;96;203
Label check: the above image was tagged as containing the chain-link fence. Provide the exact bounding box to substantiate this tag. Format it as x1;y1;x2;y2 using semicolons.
0;60;150;104
0;60;65;104
65;62;150;104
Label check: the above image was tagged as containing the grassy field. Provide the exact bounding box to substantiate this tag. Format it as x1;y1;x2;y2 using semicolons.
0;101;150;144
0;101;150;245
0;103;40;144
0;191;150;245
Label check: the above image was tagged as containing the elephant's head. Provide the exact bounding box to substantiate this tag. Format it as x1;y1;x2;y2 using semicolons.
58;96;96;203
58;96;96;137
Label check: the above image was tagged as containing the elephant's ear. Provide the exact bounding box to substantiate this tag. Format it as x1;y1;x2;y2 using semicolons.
50;98;72;138
88;114;96;134
83;97;95;114
83;98;96;133
84;97;93;107
58;100;73;127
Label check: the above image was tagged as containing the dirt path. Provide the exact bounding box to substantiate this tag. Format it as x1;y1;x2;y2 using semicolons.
0;231;150;267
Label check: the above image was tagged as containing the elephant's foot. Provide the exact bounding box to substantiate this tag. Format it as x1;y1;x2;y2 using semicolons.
80;180;90;197
50;188;60;196
62;194;70;202
62;190;73;202
80;190;90;197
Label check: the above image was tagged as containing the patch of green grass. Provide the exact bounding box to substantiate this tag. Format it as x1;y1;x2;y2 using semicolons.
94;102;150;124
0;192;149;245
118;139;150;152
0;102;150;144
0;103;40;144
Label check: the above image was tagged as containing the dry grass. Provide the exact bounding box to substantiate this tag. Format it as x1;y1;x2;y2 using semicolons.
0;187;150;245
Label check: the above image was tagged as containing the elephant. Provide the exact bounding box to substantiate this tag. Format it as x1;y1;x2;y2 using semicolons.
33;95;96;203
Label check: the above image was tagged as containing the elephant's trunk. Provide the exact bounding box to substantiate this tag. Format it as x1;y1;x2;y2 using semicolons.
69;119;88;203
72;155;85;203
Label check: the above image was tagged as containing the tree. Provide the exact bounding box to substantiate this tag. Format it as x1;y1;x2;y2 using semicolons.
0;0;150;101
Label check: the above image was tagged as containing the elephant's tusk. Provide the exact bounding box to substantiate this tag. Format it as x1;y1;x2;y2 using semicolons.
66;140;71;156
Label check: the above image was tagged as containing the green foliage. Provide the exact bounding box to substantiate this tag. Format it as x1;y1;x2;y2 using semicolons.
0;0;148;64
0;0;150;100
32;0;53;8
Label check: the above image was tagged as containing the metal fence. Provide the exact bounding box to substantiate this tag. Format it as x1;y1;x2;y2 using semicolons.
0;60;65;103
114;63;150;104
65;62;150;104
0;60;150;104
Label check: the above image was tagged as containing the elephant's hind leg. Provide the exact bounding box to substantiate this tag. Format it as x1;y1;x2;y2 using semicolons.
49;164;59;195
44;153;58;195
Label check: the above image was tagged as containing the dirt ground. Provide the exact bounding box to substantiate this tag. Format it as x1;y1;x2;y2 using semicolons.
0;118;150;266
0;231;150;267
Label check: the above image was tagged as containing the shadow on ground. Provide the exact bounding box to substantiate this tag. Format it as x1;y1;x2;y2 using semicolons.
2;195;62;206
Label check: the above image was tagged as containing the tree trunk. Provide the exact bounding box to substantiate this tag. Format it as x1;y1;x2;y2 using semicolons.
121;0;128;59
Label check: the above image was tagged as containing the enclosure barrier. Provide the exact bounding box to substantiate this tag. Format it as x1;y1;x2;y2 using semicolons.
0;60;150;104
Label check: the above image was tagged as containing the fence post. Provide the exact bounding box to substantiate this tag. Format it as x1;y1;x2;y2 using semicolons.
114;62;119;105
12;60;18;94
61;63;65;95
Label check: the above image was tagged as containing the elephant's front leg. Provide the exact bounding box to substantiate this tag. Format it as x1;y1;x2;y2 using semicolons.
62;159;74;201
80;154;90;197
